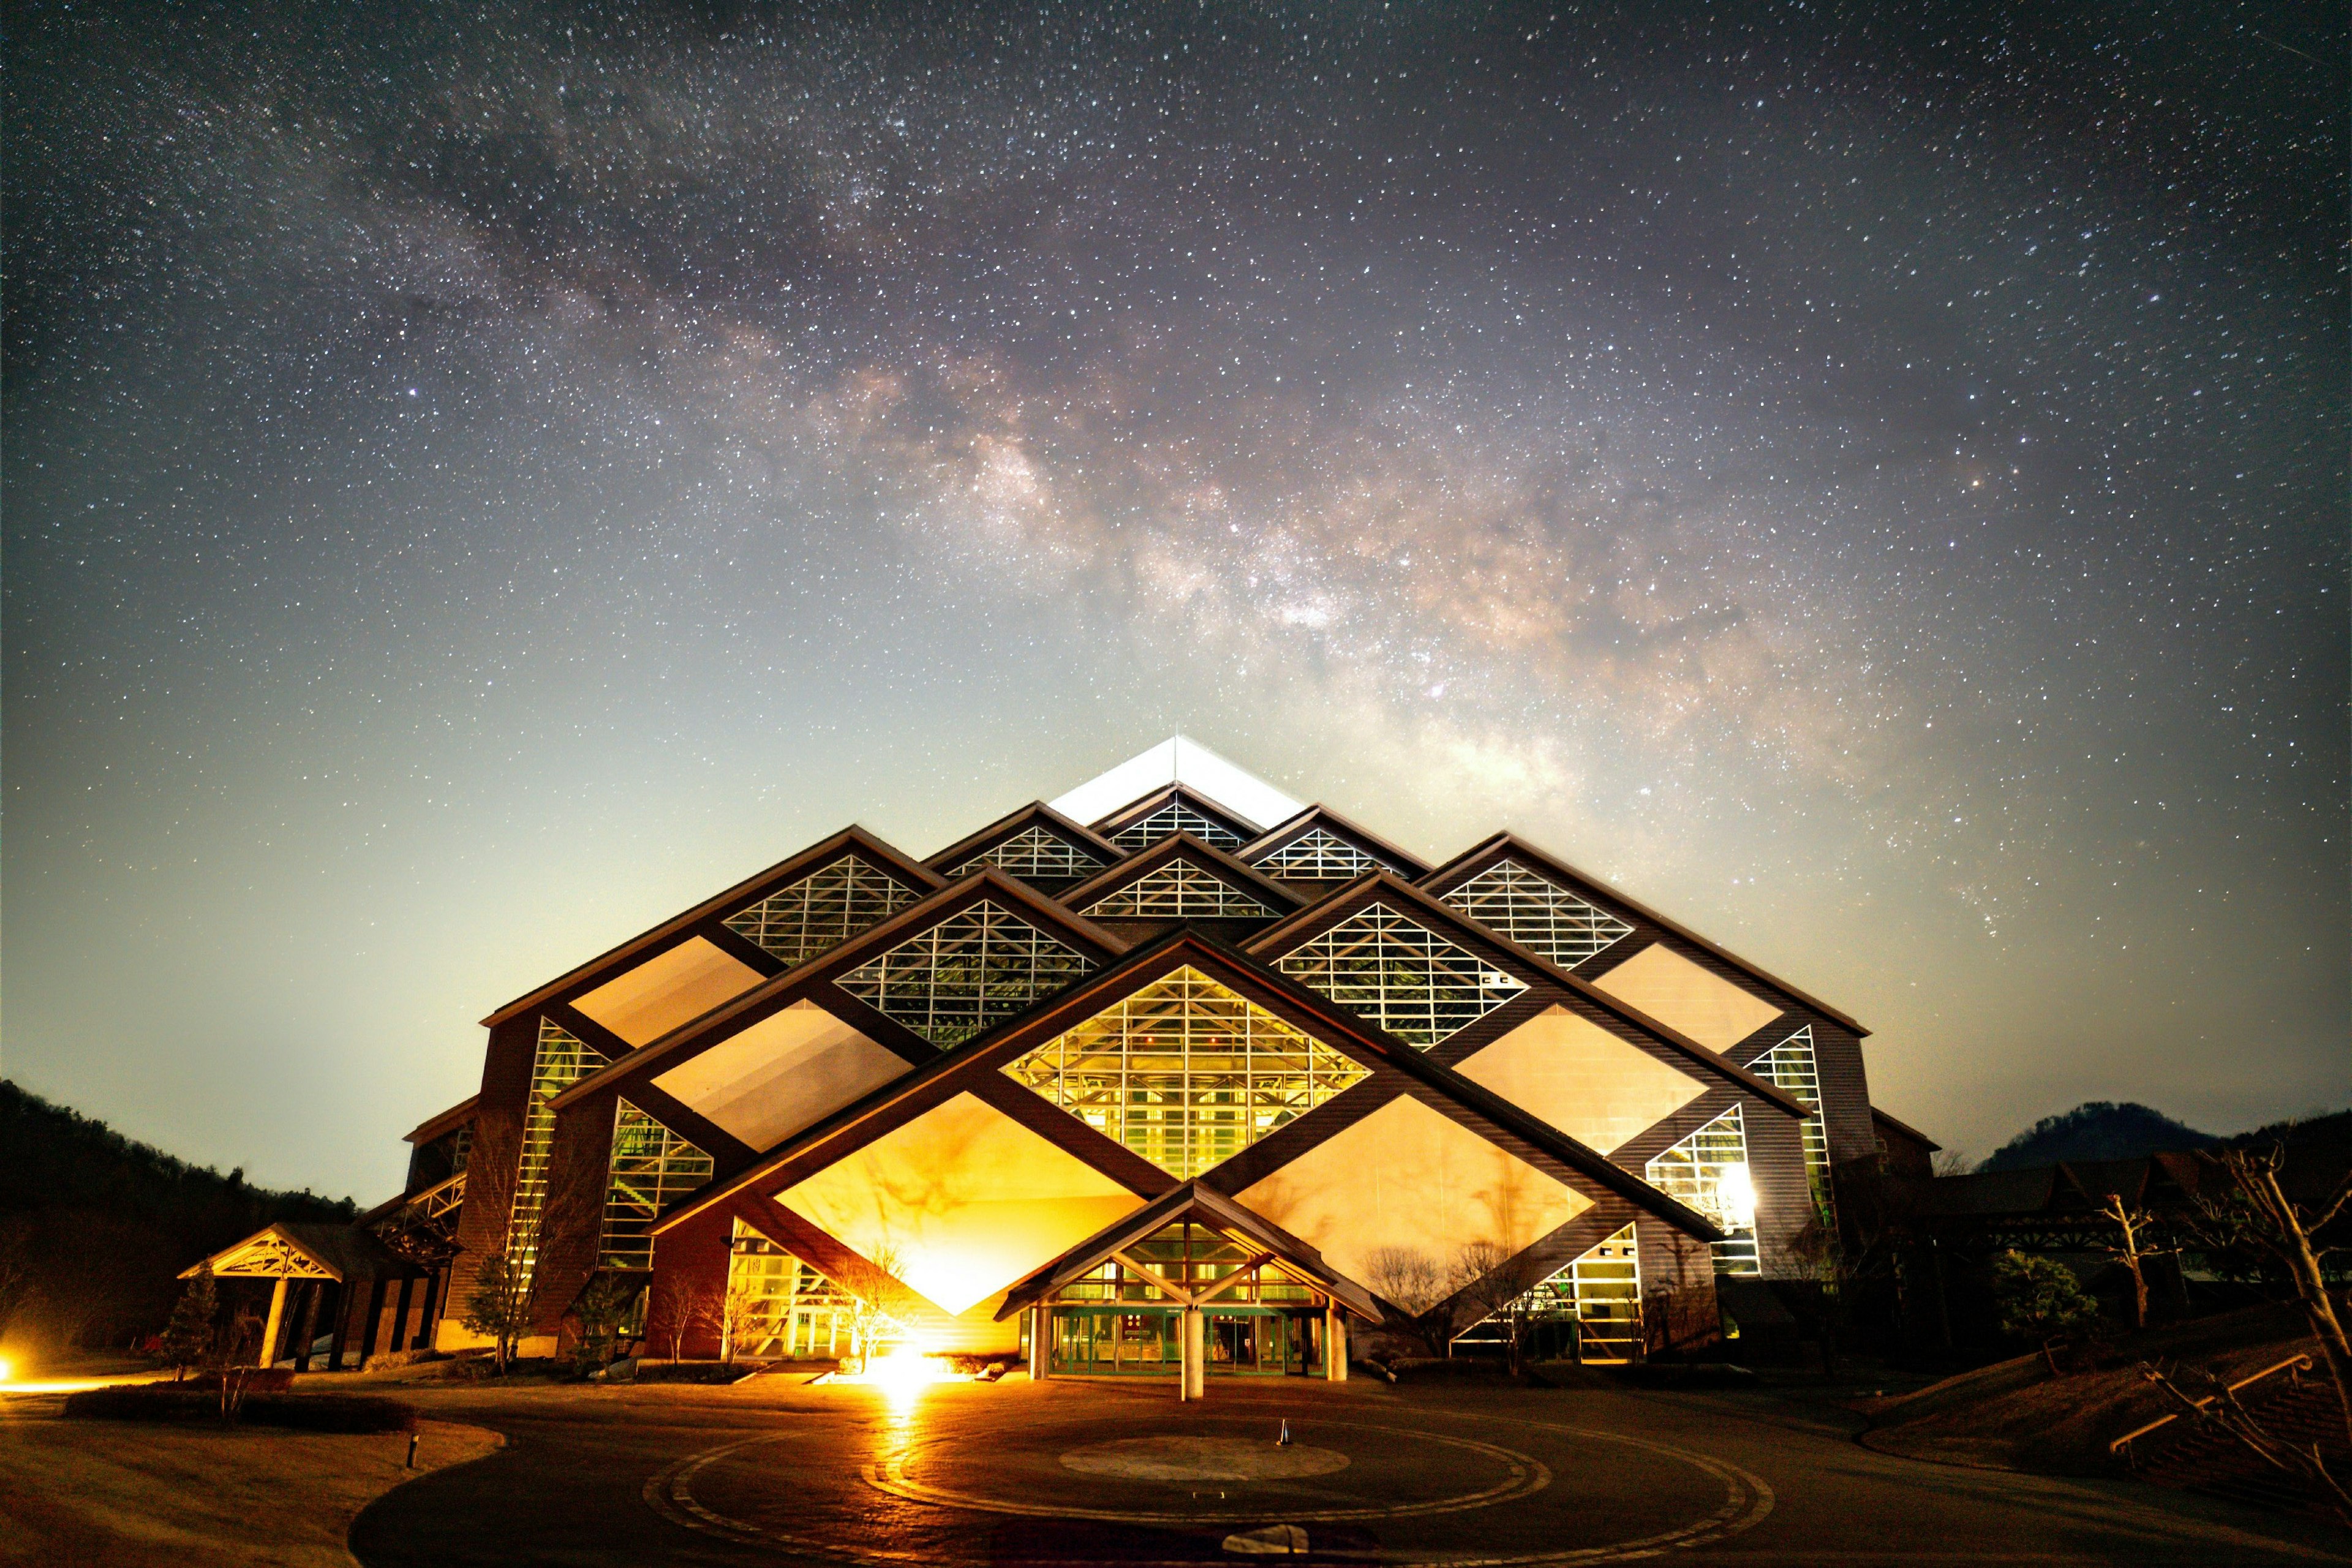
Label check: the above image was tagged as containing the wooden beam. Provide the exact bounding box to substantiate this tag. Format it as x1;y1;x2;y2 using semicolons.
1193;1254;1276;1305
1110;1250;1194;1306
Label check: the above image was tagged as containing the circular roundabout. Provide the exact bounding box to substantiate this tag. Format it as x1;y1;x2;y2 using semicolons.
644;1400;1776;1566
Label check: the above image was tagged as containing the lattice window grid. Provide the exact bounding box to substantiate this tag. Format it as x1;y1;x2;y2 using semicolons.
723;855;918;967
597;1099;715;1272
507;1017;608;1281
1442;859;1635;969
1273;903;1526;1048
1082;859;1277;919
835;899;1095;1045
1108;802;1248;851
950;824;1110;881
1253;827;1397;880
1645;1105;1760;1276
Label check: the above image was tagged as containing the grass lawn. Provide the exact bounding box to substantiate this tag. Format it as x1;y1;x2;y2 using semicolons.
0;1412;500;1567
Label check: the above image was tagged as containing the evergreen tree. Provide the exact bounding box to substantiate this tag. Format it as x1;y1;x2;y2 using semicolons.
158;1264;217;1381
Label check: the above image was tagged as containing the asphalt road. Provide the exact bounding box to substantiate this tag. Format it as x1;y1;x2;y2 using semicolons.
347;1373;2351;1567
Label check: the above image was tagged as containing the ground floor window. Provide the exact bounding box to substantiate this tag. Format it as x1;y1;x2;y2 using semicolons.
725;1221;875;1360
1044;1306;1318;1376
1457;1223;1645;1363
1646;1108;1760;1276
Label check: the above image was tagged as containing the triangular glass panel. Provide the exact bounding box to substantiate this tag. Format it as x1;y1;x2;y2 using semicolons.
1253;826;1399;879
1003;965;1367;1178
1273;903;1526;1047
1107;800;1248;851
598;1099;714;1270
1441;859;1634;968
1645;1105;1758;1276
949;824;1111;881
835;899;1094;1045
723;854;919;967
1082;860;1276;919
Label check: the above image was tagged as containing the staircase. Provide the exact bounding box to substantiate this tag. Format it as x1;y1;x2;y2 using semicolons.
2131;1373;2351;1517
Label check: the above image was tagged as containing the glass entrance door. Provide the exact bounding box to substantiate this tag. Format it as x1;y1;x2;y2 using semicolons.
1050;1308;1181;1375
1205;1308;1306;1376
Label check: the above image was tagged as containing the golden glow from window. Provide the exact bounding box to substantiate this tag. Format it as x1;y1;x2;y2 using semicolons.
1645;1105;1759;1276
598;1100;714;1271
1003;966;1367;1178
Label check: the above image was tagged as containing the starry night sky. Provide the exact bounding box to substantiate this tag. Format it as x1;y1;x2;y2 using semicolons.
5;2;2343;1199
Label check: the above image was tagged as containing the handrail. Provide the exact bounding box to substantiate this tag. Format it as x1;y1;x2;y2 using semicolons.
2109;1353;2314;1457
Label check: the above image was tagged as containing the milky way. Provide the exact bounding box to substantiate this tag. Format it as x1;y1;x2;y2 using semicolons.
5;2;2342;1194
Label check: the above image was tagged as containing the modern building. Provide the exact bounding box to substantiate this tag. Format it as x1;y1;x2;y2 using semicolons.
203;738;1909;1384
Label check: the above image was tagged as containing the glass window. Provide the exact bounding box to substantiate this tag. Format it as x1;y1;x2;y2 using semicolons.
1004;965;1367;1178
726;1221;873;1360
1051;1223;1313;1305
1273;903;1526;1047
1507;1224;1643;1362
1645;1106;1759;1276
723;854;918;967
1082;860;1276;919
1252;826;1399;879
836;899;1094;1044
1441;859;1634;969
507;1017;608;1281
597;1100;715;1272
1753;1025;1836;1230
948;824;1110;881
1107;801;1247;850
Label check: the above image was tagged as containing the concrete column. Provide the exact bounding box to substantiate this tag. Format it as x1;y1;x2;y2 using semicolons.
292;1282;322;1372
357;1278;388;1363
1180;1307;1205;1401
327;1282;353;1370
388;1276;416;1357
257;1277;290;1369
1028;1305;1049;1379
1324;1307;1348;1382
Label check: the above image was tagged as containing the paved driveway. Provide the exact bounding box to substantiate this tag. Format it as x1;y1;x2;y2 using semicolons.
349;1374;2350;1566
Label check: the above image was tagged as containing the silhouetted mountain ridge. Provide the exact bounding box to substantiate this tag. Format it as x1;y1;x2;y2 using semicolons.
1978;1101;2219;1172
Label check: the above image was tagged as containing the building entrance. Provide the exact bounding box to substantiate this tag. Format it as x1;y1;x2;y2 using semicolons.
1049;1306;1311;1376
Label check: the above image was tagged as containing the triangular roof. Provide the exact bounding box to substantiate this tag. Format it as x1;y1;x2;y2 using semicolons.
402;1095;479;1146
1245;870;1810;1120
993;1180;1384;1321
1240;804;1431;880
1871;1106;1941;1152
1049;736;1305;833
1057;831;1305;918
1088;783;1264;850
1420;832;1866;1034
923;801;1128;881
657;925;1724;1244
481;826;944;1028
549;865;1128;1114
181;1223;424;1283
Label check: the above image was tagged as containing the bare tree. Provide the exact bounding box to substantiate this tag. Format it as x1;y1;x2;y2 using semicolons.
2095;1192;2174;1333
651;1273;721;1363
827;1243;920;1373
2190;1144;2352;1444
2139;1360;2351;1526
1451;1240;1545;1374
1362;1245;1459;1357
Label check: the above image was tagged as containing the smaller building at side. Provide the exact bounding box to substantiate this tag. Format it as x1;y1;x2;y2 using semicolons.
193;738;1919;1382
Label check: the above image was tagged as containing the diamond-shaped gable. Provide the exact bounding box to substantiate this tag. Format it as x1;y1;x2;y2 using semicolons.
1003;966;1366;1179
1274;903;1526;1047
835;899;1094;1045
1441;859;1634;968
949;824;1112;882
1081;860;1277;919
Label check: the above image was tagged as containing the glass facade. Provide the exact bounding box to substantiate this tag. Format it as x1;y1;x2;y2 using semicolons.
725;1221;871;1360
597;1099;714;1271
1645;1106;1759;1276
507;1017;609;1281
723;854;918;967
1107;801;1248;851
948;824;1110;882
1441;859;1634;969
1252;826;1397;879
1004;966;1367;1178
836;900;1095;1044
1081;860;1276;919
1754;1025;1836;1230
1273;903;1526;1048
1507;1224;1644;1362
1046;1224;1315;1376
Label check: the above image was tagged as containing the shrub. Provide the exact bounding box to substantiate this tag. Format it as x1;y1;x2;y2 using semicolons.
1990;1251;2100;1347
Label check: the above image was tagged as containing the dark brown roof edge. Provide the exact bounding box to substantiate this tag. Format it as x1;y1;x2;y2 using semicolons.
1871;1106;1942;1152
1238;803;1431;877
480;826;946;1027
1087;782;1265;842
1420;831;1869;1035
403;1095;480;1146
1057;830;1308;913
923;800;1129;872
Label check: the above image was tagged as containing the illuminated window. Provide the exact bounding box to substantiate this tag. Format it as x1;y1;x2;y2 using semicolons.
1253;826;1398;879
1051;1224;1313;1305
1082;860;1276;919
948;824;1110;882
1754;1025;1836;1231
1004;965;1367;1178
1509;1224;1644;1362
726;1221;875;1360
723;855;918;967
597;1100;714;1271
1108;802;1248;851
1442;860;1634;968
1645;1106;1758;1276
507;1017;608;1280
1273;903;1526;1047
836;899;1094;1044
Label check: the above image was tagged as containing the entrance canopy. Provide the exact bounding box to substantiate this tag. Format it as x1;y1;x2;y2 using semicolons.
181;1222;426;1285
995;1180;1382;1322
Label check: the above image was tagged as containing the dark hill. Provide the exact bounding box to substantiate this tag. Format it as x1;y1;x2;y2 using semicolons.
1978;1101;2219;1172
0;1080;357;1357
